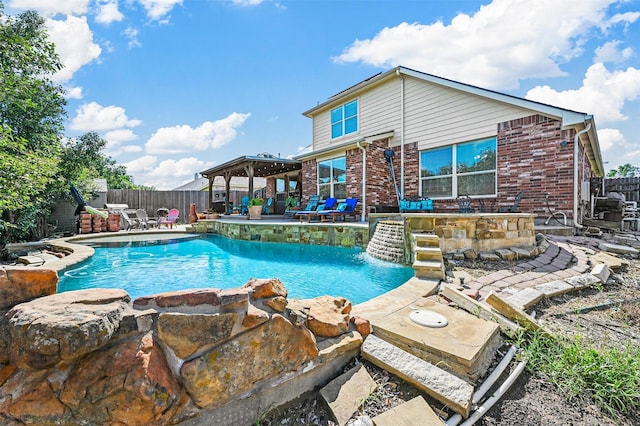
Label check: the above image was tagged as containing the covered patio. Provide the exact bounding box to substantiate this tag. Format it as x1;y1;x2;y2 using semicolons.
200;154;302;214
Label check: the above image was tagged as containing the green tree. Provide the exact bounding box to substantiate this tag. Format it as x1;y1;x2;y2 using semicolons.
0;3;67;248
61;132;146;197
607;163;640;178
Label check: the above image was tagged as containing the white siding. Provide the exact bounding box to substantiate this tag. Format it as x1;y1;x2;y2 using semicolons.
310;74;537;153
401;76;533;150
312;79;401;151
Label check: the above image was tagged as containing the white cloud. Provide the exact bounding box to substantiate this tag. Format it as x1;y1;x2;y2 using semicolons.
231;0;265;6
45;15;102;83
124;155;158;174
105;129;138;144
65;86;84;99
8;0;89;17
70;102;142;131
123;145;143;153
123;26;142;48
145;112;251;154
95;0;124;24
123;156;213;189
332;0;632;90
526;63;640;124
103;128;139;156
597;128;625;152
594;40;633;63
138;0;183;21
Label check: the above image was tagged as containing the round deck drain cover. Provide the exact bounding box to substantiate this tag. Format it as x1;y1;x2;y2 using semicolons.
409;310;448;328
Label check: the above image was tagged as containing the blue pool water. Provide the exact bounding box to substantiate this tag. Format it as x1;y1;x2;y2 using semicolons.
58;235;415;304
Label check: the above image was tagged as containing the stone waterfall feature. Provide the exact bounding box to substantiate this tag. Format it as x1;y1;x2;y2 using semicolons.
366;220;405;263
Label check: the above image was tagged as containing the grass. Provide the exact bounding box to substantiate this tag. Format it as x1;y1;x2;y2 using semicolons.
515;330;640;419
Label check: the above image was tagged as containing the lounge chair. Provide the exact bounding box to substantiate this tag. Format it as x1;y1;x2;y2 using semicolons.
287;195;318;219
158;208;179;228
319;198;359;222
136;209;158;229
120;210;140;231
296;197;337;222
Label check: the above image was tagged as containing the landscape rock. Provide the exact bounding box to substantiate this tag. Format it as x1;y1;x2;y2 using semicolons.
243;277;288;299
59;332;185;426
598;242;639;256
0;266;58;310
180;314;318;408
158;312;238;359
350;316;371;337
320;364;376;425
7;289;131;369
288;295;352;338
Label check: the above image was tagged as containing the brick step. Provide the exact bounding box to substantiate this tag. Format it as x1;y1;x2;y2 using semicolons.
361;334;473;417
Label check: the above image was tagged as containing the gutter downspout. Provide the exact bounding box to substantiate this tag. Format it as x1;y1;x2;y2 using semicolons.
397;68;405;199
357;141;367;222
574;122;592;228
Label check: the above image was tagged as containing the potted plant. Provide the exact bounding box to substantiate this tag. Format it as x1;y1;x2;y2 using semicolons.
248;197;264;220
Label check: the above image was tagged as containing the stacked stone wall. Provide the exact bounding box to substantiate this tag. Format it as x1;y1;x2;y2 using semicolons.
0;268;365;425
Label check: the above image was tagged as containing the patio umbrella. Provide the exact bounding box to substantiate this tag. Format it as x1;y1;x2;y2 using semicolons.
70;184;87;216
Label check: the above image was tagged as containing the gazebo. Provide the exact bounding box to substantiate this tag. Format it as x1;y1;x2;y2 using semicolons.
200;153;302;214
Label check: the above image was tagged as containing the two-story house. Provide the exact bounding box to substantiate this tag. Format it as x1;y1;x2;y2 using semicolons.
295;66;604;226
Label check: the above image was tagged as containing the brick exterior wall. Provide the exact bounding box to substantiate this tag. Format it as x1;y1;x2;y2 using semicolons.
300;114;596;220
496;114;588;220
301;159;317;205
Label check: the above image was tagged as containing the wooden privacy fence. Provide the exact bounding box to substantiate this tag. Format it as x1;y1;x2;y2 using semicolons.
604;177;640;203
106;190;209;221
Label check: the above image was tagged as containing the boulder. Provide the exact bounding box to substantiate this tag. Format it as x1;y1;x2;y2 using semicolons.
0;266;58;310
288;296;352;338
180;314;318;408
158;312;238;359
243;277;288;299
59;332;185;426
7;289;131;369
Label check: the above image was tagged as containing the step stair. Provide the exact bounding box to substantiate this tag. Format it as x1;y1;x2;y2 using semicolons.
411;233;445;280
361;334;473;418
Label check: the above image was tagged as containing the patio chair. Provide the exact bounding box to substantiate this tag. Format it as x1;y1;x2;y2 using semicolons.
456;195;475;213
262;197;274;215
498;191;524;213
240;195;250;215
319;198;359;222
158;208;179;228
136;209;158;229
296;197;337;222
120;210;140;231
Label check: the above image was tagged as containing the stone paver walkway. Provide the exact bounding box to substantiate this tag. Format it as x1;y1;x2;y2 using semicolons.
464;235;618;301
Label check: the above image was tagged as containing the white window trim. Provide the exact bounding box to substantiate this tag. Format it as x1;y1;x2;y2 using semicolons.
419;139;497;200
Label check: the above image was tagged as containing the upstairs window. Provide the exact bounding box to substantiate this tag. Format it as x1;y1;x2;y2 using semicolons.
420;137;497;199
331;99;358;139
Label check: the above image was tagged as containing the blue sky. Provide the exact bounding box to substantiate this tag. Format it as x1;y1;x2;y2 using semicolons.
6;0;640;189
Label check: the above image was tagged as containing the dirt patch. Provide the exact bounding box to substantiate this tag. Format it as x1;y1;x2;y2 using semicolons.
260;238;640;426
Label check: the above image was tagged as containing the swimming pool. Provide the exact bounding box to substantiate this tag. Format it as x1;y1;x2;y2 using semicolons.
58;234;415;304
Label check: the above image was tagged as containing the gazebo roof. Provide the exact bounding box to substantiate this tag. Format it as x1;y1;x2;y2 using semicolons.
200;154;301;178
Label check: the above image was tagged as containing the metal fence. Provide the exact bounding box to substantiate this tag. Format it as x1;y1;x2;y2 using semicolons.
604;177;640;203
